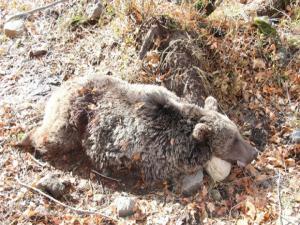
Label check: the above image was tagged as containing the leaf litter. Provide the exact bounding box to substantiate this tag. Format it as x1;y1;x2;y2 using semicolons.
0;0;299;224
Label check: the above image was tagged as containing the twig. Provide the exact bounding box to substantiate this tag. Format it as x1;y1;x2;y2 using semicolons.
228;200;245;219
16;177;117;222
28;153;47;167
277;171;283;225
91;169;121;182
6;0;69;22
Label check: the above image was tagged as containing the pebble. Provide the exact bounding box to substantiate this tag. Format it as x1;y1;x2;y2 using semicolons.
77;179;89;191
210;189;222;201
29;44;48;58
86;2;103;21
4;19;25;38
113;196;137;217
36;174;72;199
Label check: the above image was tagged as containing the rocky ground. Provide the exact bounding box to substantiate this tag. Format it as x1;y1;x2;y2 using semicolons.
0;0;299;224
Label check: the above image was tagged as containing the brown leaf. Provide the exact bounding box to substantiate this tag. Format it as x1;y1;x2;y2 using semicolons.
246;164;259;177
255;174;269;183
285;158;296;167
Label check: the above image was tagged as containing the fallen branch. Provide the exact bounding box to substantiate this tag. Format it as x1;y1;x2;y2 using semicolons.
91;169;121;183
6;0;69;22
16;177;117;222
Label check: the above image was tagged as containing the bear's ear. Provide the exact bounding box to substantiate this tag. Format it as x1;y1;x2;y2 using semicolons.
192;123;212;141
204;96;218;111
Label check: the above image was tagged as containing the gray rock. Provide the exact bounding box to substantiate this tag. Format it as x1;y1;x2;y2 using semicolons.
113;196;137;217
208;0;289;22
291;129;300;144
4;19;25;38
210;189;222;201
86;2;103;21
36;174;72;199
181;169;203;196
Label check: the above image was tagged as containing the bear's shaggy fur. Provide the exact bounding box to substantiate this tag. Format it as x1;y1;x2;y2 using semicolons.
23;75;257;181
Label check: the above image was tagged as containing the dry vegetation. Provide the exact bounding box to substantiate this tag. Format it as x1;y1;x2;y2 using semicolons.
0;0;299;224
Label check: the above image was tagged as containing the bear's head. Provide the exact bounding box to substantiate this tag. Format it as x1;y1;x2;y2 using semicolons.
192;96;258;167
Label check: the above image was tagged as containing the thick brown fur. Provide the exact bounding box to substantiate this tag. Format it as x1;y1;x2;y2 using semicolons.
23;75;257;181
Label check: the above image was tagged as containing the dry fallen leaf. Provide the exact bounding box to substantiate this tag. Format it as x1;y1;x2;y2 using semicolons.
246;164;259;177
285;158;296;167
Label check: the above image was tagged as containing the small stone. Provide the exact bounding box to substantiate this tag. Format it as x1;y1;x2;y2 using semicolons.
77;179;89;191
29;44;48;58
182;169;203;196
86;2;103;21
4;19;25;38
113;196;137;217
210;189;222;201
291;129;300;144
36;174;72;199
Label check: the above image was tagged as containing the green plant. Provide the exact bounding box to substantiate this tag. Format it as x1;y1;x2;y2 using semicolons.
70;14;88;26
194;0;205;11
254;17;277;37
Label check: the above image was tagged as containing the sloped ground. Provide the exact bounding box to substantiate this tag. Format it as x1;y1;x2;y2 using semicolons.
0;0;299;224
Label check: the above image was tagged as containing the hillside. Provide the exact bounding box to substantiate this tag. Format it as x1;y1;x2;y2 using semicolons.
0;0;299;224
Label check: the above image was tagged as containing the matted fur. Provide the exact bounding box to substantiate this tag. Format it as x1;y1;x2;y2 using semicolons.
24;75;257;181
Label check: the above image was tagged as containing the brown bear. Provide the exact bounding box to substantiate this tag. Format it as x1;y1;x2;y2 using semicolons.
22;75;257;182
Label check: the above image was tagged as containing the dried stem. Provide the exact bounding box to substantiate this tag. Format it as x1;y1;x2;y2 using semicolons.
91;169;121;182
16;177;117;222
6;0;69;22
